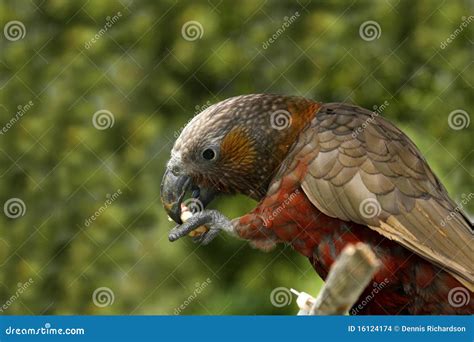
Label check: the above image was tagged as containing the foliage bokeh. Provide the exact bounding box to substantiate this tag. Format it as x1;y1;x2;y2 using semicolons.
0;0;472;314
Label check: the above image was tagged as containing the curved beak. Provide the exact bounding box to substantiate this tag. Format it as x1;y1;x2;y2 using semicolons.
160;164;219;226
160;167;191;224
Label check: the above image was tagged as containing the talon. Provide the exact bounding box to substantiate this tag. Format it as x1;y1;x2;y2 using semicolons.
167;209;230;245
192;234;206;244
181;204;209;238
167;210;211;242
169;233;179;242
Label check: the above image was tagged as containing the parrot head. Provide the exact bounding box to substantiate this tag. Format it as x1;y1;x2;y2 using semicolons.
161;94;319;224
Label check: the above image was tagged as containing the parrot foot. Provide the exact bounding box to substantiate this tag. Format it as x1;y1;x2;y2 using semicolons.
168;209;233;245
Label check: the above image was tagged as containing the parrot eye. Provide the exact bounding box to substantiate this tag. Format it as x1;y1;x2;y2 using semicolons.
202;148;216;161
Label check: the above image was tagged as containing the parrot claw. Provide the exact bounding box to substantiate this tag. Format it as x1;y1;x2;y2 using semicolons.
168;209;232;245
192;228;220;245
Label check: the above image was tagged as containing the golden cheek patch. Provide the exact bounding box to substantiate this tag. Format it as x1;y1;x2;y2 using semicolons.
220;127;257;172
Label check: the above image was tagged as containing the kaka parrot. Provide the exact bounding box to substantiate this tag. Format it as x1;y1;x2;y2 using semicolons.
161;94;473;314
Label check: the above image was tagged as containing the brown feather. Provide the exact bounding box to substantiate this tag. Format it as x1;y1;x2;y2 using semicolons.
278;103;474;289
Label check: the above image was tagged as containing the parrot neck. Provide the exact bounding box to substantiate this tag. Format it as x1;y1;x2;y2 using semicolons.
247;98;322;201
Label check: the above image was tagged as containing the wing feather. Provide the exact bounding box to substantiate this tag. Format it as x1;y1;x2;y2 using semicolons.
297;103;474;289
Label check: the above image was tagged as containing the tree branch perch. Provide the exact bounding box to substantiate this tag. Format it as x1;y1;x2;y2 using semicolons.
294;243;380;315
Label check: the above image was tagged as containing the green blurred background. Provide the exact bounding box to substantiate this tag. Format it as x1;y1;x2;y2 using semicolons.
0;0;472;315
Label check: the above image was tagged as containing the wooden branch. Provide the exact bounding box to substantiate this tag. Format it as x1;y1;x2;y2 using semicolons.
306;243;380;315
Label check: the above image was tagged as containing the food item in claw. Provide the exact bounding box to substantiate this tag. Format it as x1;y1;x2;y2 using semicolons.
180;204;209;237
